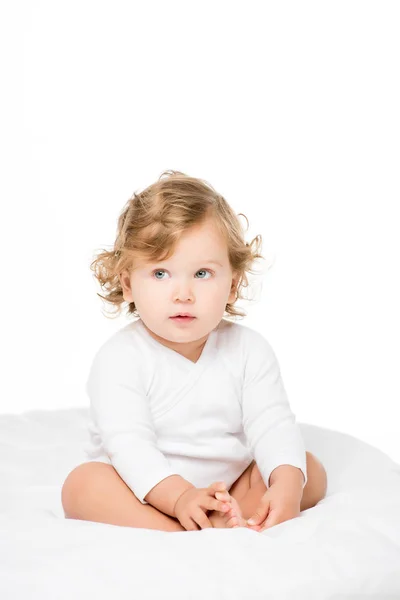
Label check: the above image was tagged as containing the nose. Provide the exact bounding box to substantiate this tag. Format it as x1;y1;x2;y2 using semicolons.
173;278;194;302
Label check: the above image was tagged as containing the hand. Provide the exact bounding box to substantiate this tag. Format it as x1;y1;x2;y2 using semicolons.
174;481;231;531
246;482;302;532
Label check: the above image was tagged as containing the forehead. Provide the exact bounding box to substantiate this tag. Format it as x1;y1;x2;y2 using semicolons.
178;219;228;251
134;220;229;267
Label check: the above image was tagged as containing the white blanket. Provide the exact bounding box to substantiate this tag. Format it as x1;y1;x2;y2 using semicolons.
1;408;400;599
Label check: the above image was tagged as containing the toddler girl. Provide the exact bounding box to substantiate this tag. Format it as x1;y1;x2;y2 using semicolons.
62;170;327;533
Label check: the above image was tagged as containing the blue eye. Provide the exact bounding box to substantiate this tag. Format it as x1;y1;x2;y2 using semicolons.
153;270;167;280
195;269;212;279
151;269;213;280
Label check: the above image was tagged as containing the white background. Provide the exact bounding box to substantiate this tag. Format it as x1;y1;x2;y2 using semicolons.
1;1;399;464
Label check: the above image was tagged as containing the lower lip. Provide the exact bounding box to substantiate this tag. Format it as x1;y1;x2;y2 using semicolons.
170;316;196;324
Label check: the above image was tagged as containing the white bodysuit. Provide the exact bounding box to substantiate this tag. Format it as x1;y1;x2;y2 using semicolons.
83;318;308;504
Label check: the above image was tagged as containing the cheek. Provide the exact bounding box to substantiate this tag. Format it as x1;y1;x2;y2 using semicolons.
131;281;154;303
203;281;231;301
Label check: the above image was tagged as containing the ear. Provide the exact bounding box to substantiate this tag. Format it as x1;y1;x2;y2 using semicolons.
119;269;133;303
227;273;240;304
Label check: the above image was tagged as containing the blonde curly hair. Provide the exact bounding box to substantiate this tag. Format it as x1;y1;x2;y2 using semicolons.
90;170;265;320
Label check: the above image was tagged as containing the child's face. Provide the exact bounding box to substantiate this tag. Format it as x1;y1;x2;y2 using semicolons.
119;218;239;350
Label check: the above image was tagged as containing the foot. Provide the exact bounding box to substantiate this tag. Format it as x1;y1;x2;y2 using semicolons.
207;482;247;529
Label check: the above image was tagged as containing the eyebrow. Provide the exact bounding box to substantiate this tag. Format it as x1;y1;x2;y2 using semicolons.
203;260;224;267
146;259;224;268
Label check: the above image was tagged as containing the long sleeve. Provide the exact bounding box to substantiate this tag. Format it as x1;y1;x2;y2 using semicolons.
241;331;307;490
86;338;179;504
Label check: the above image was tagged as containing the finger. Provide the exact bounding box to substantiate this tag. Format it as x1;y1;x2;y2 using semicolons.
215;491;231;502
246;513;264;525
193;508;214;529
180;514;199;531
245;520;262;529
204;498;231;513
248;524;263;531
207;481;227;494
261;512;281;531
184;517;200;531
247;501;270;526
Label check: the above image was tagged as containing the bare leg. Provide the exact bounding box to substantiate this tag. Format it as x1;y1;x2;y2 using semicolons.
208;451;328;529
61;462;185;532
236;451;328;514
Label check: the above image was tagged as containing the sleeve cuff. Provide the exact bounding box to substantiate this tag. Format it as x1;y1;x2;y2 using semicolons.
127;469;181;505
264;461;308;490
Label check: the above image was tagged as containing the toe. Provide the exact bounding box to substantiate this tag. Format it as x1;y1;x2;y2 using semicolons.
227;508;237;520
226;514;239;528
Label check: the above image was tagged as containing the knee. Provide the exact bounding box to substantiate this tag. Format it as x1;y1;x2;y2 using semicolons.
61;462;107;518
61;464;85;518
306;451;328;500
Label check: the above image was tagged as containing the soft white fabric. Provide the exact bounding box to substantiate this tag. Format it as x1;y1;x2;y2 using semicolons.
83;318;307;504
1;408;400;599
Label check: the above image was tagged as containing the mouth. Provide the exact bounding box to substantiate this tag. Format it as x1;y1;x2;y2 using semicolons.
170;315;196;322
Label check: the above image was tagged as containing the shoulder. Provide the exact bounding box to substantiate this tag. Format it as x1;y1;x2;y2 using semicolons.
215;319;277;373
85;321;151;398
88;320;145;372
219;320;281;387
217;319;275;355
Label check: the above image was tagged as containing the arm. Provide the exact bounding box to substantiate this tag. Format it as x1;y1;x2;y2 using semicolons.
269;464;305;492
144;474;195;517
86;339;182;506
242;331;307;491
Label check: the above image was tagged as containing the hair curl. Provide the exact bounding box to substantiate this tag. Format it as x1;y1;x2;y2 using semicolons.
90;170;266;320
